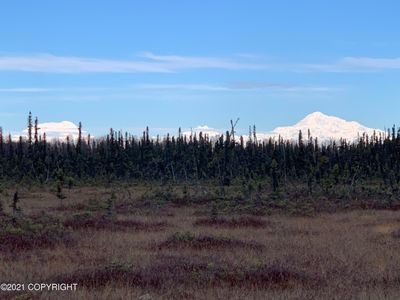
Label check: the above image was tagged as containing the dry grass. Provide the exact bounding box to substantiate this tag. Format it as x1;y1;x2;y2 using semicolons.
0;215;74;253
193;216;268;228
63;213;169;232
54;255;311;290
1;186;400;299
157;232;264;251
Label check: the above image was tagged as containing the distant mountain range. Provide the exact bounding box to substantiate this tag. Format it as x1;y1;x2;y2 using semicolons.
14;112;384;143
187;112;384;143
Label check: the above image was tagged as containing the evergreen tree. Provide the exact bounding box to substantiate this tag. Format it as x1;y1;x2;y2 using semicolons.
27;111;33;146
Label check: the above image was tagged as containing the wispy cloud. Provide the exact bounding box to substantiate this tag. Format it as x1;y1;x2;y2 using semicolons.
0;54;170;73
132;82;337;93
299;57;400;73
139;52;265;70
0;53;399;74
339;57;400;70
0;52;400;73
224;81;336;92
0;83;337;105
131;84;230;91
0;53;265;74
0;87;52;93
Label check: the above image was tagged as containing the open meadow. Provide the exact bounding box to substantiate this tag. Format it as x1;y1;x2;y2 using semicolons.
1;184;400;300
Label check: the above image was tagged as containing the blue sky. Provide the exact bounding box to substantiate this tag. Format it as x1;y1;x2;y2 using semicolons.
1;1;400;136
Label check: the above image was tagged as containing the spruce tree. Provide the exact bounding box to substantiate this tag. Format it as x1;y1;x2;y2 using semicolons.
27;111;33;146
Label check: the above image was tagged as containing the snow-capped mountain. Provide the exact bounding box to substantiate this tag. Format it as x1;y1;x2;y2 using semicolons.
19;121;84;140
260;112;384;143
182;125;221;138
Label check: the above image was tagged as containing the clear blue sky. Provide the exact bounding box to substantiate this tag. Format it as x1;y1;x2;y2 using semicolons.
1;1;400;136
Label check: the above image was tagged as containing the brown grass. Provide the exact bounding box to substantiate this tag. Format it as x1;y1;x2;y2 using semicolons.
2;186;400;299
194;216;268;228
54;255;311;290
0;215;74;253
157;232;264;250
63;213;169;231
0;229;73;253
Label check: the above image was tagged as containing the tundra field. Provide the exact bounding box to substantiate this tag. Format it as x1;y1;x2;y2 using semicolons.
1;183;400;300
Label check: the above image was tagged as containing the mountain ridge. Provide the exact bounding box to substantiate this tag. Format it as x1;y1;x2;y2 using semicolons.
261;112;384;143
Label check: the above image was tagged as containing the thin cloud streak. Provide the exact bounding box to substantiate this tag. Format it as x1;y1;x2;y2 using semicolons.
0;53;266;74
0;83;340;106
340;57;400;69
133;82;338;93
0;83;337;94
0;54;171;73
139;52;266;70
0;87;53;93
132;84;230;91
0;53;399;74
298;57;400;73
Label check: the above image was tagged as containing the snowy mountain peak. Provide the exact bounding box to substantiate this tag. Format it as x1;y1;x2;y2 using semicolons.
301;111;326;120
182;125;221;138
264;112;384;143
299;111;335;124
297;112;354;127
19;120;85;140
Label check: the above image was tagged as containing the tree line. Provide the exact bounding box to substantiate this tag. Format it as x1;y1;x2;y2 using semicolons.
0;113;398;194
